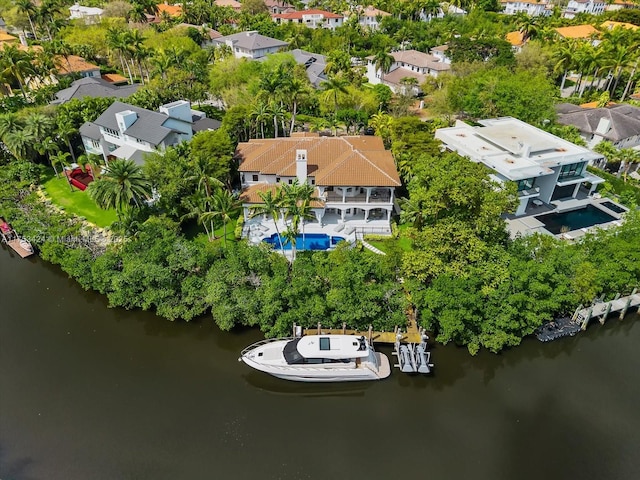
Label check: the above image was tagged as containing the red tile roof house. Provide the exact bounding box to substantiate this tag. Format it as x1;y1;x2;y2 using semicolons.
272;9;344;30
237;133;401;242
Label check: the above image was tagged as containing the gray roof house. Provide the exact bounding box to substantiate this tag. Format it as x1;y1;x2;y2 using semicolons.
51;77;140;105
257;48;327;88
212;30;288;59
556;103;640;149
80;100;218;164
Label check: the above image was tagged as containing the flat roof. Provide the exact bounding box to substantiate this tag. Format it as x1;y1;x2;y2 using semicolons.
435;117;602;181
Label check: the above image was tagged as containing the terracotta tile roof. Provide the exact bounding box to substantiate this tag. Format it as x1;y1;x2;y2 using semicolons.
215;0;242;9
237;135;400;187
56;55;100;75
0;31;18;43
506;31;525;47
555;25;599;39
273;9;343;19
101;73;128;83
157;4;183;17
600;21;639;31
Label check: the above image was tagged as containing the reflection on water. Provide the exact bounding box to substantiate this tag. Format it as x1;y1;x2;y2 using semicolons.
1;250;639;480
242;371;371;398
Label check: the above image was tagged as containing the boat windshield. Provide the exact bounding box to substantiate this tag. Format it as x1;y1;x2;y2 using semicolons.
283;338;304;364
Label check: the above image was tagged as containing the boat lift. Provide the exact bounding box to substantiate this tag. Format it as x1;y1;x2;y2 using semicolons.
392;330;433;375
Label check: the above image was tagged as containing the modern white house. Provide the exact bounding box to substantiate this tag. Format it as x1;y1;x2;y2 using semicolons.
80;100;218;164
501;0;551;16
272;9;344;30
211;31;289;59
563;0;606;18
366;49;451;94
435;117;605;217
237;133;401;235
69;4;104;23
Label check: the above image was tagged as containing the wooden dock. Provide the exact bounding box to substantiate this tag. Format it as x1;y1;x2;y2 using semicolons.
1;217;34;258
574;289;640;330
300;308;425;345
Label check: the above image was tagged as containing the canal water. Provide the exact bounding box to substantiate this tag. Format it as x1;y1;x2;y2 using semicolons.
1;248;639;480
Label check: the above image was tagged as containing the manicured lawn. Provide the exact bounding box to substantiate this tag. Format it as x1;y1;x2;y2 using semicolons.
42;172;117;228
367;235;413;254
189;217;238;247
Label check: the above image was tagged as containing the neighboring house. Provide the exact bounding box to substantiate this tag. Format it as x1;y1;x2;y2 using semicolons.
563;0;606;18
80;100;218;164
430;45;451;64
264;0;295;14
419;3;466;20
68;4;104;24
501;0;551;16
215;0;242;11
606;0;638;11
55;55;101;78
272;9;344;30
556;103;640;149
600;20;639;31
258;48;327;88
554;24;600;40
172;23;223;47
212;31;288;59
435;117;604;216
345;5;391;31
366;49;451;94
506;31;526;53
50;77;140;105
237;133;401;233
0;30;18;45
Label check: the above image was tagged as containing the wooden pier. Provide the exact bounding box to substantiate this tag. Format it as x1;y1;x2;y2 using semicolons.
299;308;425;344
574;289;640;330
1;217;34;258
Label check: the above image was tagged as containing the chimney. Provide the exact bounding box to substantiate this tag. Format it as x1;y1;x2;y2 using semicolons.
296;149;307;184
519;142;531;158
115;110;138;133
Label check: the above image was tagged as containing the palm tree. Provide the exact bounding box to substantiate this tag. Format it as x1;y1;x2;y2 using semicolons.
251;101;270;139
87;159;152;217
50;151;71;185
251;188;286;255
0;113;21;141
15;0;38;40
203;189;241;246
0;44;35;99
281;181;319;261
181;191;217;241
36;136;59;174
4;130;35;161
320;74;349;117
373;49;394;78
186;156;224;198
24;112;54;144
553;40;576;92
284;77;308;136
56;119;77;162
267;100;287;138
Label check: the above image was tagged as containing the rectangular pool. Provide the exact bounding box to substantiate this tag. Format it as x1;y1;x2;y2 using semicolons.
263;233;345;251
535;205;616;235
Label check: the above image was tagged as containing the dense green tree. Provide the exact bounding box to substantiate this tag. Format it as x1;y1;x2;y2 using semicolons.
88;159;152;217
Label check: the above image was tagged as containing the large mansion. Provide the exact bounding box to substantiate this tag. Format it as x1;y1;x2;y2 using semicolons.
237;134;401;235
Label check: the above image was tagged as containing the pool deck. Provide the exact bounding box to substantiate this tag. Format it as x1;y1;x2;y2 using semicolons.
505;194;627;240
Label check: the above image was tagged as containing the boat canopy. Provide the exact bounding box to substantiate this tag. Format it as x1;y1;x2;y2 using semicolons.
295;335;369;360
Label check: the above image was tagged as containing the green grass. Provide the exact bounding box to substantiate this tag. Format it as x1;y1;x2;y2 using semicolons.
41;171;117;228
189;217;238;247
367;236;413;254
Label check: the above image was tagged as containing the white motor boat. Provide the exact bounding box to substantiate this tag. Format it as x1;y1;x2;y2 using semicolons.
239;335;391;382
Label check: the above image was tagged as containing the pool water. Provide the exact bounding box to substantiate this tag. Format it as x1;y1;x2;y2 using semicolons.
536;205;616;234
263;233;345;251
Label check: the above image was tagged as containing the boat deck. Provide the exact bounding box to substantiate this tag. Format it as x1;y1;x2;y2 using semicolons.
374;352;391;379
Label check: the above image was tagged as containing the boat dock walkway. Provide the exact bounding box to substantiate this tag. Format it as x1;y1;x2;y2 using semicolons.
299;309;424;345
574;289;640;330
1;217;34;258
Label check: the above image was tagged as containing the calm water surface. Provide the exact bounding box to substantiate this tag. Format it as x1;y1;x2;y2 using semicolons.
1;246;639;480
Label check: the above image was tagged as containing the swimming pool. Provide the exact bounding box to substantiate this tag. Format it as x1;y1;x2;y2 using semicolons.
263;233;345;251
535;205;616;235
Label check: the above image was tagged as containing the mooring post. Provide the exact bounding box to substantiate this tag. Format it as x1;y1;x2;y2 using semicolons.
292;323;296;337
317;322;321;335
342;322;346;334
620;288;637;320
600;302;612;325
368;325;373;343
581;306;594;331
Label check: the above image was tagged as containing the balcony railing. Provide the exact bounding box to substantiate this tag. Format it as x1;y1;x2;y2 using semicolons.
324;192;391;203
